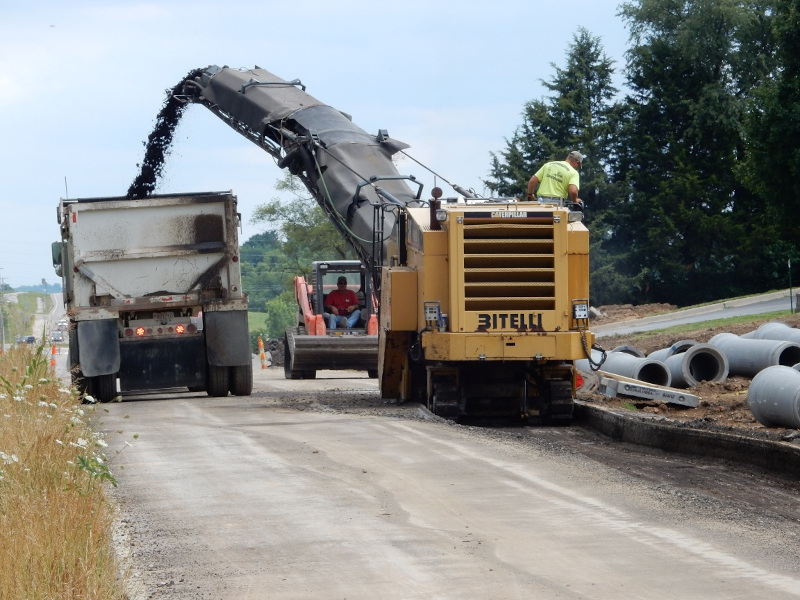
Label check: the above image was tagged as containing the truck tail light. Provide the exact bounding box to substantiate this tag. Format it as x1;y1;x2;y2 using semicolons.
136;327;146;337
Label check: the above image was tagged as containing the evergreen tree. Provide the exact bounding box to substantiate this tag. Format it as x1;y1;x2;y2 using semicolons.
486;27;621;213
740;0;800;270
612;0;777;304
485;28;634;305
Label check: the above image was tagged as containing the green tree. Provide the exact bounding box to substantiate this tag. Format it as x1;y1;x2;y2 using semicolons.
485;28;635;305
740;0;800;256
239;232;291;312
245;173;358;338
251;173;355;276
486;28;622;212
611;0;777;305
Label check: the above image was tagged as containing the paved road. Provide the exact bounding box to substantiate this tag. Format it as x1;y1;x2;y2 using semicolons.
101;366;800;599
594;289;796;337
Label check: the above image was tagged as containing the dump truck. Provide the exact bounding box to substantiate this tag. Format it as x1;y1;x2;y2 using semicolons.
52;191;253;401
284;260;379;379
176;65;597;422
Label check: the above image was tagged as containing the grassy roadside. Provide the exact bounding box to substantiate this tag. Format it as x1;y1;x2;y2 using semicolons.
0;345;126;598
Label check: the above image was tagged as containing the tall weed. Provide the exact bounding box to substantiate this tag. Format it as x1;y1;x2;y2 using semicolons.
0;345;125;599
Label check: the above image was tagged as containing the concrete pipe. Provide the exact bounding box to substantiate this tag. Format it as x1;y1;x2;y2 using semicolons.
576;350;671;386
647;339;698;363
744;321;800;345
747;365;800;428
708;332;800;377
610;345;646;358
662;343;729;388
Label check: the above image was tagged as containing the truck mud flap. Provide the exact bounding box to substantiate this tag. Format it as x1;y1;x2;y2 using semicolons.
205;310;251;366
77;319;120;377
119;336;206;392
288;329;379;373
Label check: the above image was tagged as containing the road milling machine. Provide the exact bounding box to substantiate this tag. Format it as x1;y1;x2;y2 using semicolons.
179;65;599;422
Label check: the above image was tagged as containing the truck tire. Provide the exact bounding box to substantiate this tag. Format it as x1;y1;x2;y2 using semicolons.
230;363;253;396
206;364;229;397
90;374;117;403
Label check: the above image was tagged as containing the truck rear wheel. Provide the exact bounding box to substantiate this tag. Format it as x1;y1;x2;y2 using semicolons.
89;374;117;403
207;364;229;397
230;363;253;396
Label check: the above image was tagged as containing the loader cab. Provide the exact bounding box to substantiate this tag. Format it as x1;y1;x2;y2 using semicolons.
311;260;374;327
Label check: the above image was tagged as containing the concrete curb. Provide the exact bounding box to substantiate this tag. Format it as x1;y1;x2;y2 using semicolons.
574;401;800;477
591;289;792;334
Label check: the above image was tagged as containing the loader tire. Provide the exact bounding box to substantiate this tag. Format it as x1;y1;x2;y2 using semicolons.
283;332;304;379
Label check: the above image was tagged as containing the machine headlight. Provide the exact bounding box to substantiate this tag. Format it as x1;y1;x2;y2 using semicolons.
568;211;584;223
435;209;448;222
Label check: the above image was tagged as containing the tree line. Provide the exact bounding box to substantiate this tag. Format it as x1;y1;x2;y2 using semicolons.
488;0;799;307
243;0;800;337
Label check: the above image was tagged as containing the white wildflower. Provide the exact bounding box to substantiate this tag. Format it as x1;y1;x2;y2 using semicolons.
55;439;64;445
23;384;33;390
38;378;49;384
83;395;97;404
49;403;57;409
58;388;71;395
95;438;108;449
0;452;19;465
38;401;48;408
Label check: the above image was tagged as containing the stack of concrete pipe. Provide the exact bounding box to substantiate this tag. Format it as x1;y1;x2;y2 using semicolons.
647;340;729;388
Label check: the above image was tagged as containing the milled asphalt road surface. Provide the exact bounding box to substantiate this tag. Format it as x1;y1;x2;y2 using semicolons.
101;367;800;599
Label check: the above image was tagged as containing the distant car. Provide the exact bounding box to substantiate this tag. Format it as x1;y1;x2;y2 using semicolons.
51;332;64;343
24;336;36;345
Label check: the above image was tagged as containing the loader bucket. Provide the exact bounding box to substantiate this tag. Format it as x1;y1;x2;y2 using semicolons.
284;327;378;379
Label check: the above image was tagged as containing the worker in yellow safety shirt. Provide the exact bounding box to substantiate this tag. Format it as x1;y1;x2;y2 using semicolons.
526;150;585;206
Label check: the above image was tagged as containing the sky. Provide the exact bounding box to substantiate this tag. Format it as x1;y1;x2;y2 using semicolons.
0;0;630;289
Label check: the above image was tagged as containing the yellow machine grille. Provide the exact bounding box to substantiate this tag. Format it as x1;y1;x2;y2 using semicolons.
461;219;555;312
